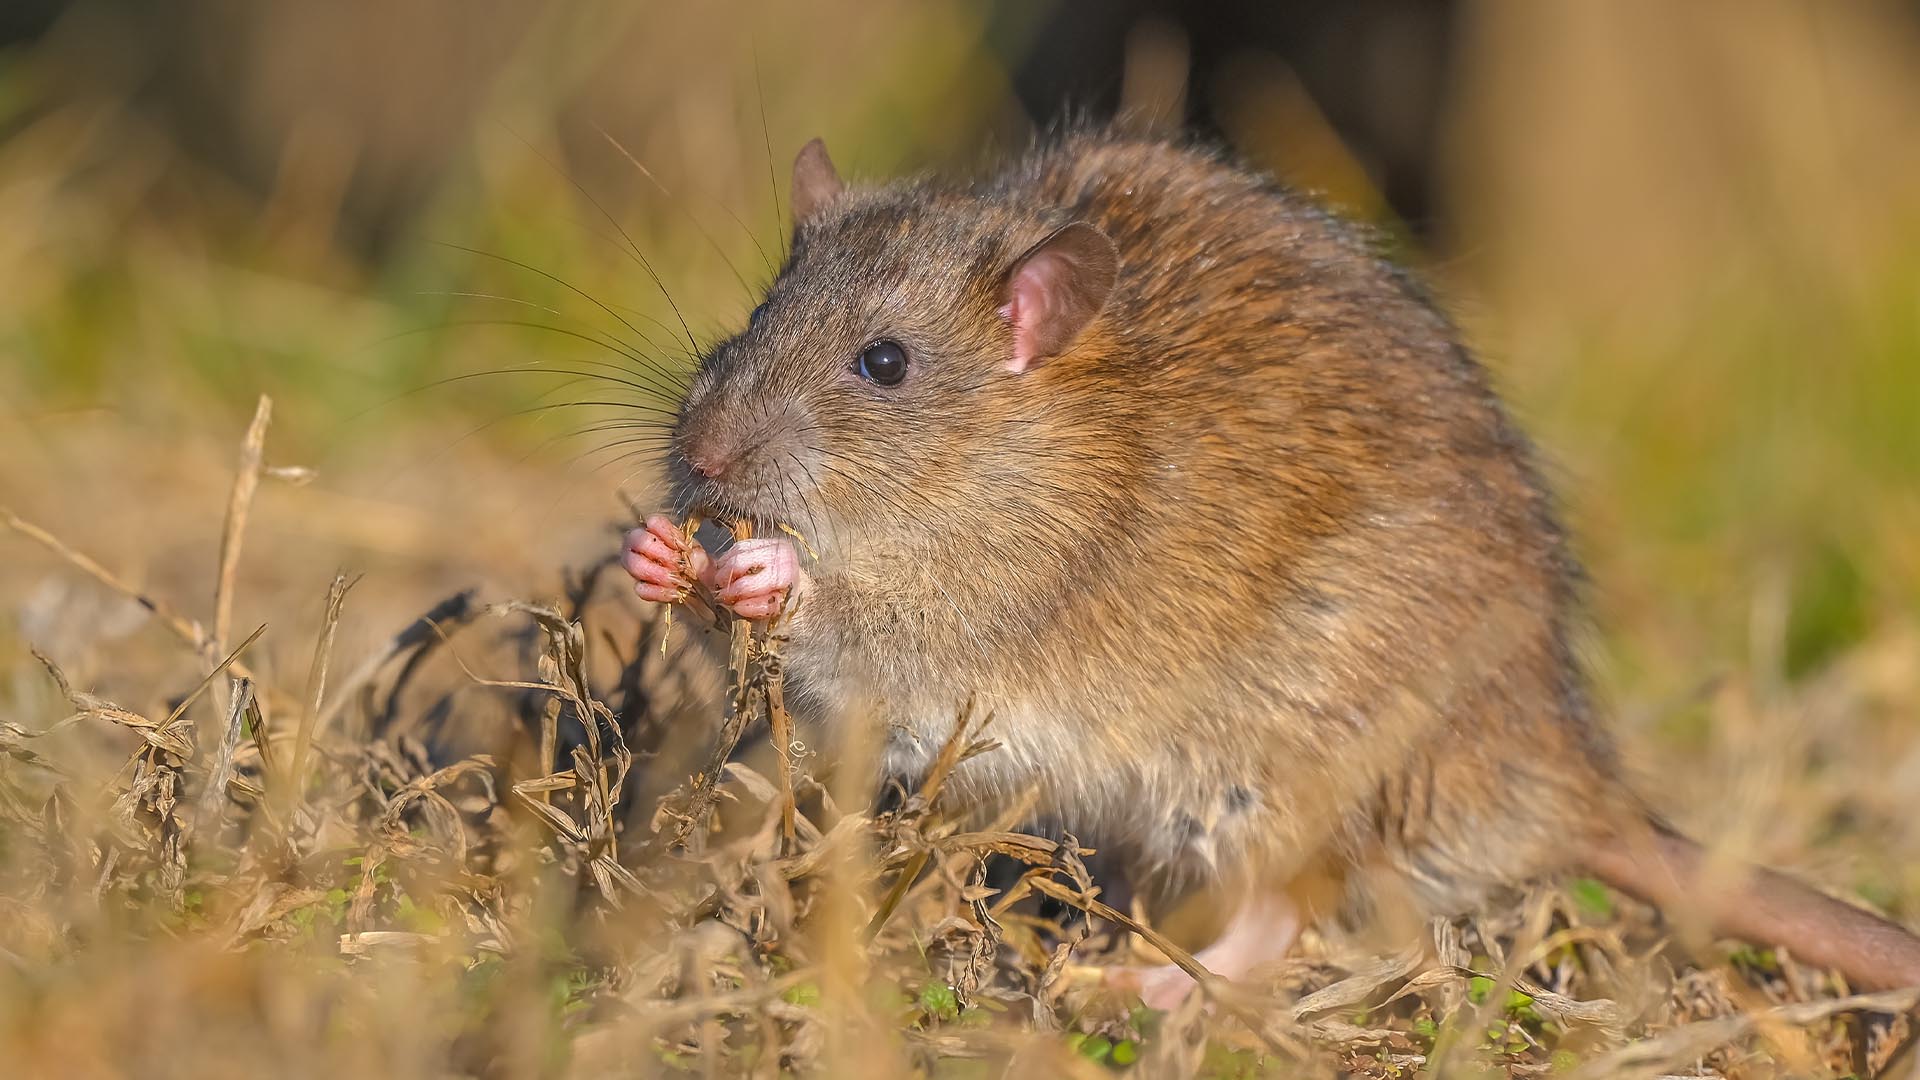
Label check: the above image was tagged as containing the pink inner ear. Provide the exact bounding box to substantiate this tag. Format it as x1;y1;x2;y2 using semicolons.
999;250;1065;374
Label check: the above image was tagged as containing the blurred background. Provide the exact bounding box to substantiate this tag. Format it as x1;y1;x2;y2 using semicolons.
2;0;1918;925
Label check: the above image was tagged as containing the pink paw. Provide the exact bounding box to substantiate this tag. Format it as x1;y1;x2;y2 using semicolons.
709;537;803;621
1108;964;1201;1011
622;515;706;604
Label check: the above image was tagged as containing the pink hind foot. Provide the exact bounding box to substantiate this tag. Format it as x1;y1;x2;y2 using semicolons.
1109;890;1302;1010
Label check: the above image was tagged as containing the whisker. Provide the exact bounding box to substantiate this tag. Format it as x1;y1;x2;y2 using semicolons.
612;457;674;504
512;417;673;470
773;464;810;548
563;417;677;438
513;431;671;524
352;378;662;506
783;450;827;556
593;123;762;300
434;242;691;378
527;399;677;419
816;447;951;520
547;221;714;344
391;378;595;478
492;319;685;387
392;319;689;401
532;420;676;466
329;361;674;446
751;43;785;259
578;434;679;471
408;384;656;472
590;449;679;502
498;125;702;354
393;356;685;410
816;459;919;526
414;290;566;318
724;205;776;280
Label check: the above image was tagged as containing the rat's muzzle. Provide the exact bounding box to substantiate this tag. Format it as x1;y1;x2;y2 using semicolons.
669;390;813;529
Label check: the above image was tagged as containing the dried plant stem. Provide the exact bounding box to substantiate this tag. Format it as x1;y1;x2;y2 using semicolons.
285;573;355;808
864;701;986;939
163;625;268;735
2;506;254;681
764;650;797;851
212;395;272;667
668;520;759;851
1030;874;1296;1055
194;677;254;832
537;696;561;806
314;589;477;738
1029;876;1190;976
1570;988;1920;1080
913;695;982;810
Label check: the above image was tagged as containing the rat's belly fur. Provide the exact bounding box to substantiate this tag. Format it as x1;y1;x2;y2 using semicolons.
782;612;1601;919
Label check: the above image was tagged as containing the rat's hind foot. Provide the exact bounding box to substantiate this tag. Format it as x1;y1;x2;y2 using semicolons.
1109;962;1216;1012
1104;889;1301;1010
710;537;806;622
623;515;707;603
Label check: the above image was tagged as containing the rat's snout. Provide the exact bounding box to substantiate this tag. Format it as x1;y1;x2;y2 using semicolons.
670;380;813;518
682;434;732;480
673;378;739;480
675;411;739;481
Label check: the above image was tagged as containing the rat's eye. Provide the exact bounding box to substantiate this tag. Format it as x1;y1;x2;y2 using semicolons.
857;339;908;386
748;302;769;328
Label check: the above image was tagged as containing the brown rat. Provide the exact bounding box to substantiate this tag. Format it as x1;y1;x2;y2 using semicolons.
622;130;1920;1005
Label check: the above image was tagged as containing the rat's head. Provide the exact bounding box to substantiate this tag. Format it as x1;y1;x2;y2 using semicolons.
668;138;1117;553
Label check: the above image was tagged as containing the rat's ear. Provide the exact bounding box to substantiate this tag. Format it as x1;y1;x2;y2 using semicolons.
998;222;1117;373
791;138;844;226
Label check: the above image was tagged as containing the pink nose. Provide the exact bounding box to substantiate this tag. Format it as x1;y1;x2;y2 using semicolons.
686;445;730;480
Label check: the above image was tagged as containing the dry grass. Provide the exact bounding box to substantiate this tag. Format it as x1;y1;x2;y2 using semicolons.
3;3;1920;1077
0;402;1916;1080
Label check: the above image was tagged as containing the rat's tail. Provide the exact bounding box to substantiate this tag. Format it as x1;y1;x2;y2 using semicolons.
1581;815;1920;991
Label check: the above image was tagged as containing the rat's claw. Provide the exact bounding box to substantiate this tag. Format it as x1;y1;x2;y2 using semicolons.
710;537;805;621
623;515;705;603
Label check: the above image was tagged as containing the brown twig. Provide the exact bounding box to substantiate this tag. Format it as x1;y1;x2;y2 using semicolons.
863;700;989;939
764;645;797;852
194;677;254;833
2;506;252;681
315;589;478;738
1031;873;1301;1056
536;697;561;806
285;573;356;807
1027;874;1215;990
212;395;272;670
667;520;759;852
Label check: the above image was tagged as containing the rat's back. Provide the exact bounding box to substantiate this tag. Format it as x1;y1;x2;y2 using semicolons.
973;134;1615;907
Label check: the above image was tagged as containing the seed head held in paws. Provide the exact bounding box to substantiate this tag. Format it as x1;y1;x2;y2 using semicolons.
623;130;1920;1007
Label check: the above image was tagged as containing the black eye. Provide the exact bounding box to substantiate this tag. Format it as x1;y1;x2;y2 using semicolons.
857;339;908;386
748;302;769;328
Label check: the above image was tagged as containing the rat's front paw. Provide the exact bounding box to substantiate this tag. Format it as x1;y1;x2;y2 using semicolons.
623;515;707;603
710;538;806;621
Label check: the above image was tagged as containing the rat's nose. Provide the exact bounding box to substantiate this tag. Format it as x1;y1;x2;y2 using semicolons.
681;433;734;480
675;397;732;480
688;449;729;479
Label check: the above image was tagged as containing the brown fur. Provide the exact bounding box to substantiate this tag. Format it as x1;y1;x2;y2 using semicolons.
666;130;1920;990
